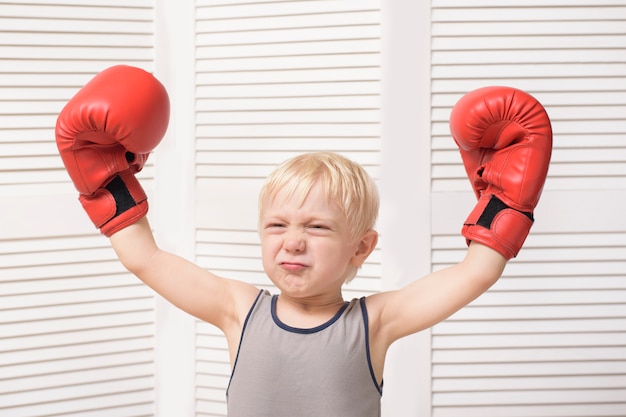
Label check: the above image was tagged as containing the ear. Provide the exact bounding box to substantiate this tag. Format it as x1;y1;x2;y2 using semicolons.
350;230;378;268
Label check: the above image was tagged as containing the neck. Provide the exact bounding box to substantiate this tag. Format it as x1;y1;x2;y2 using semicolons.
278;292;345;311
276;293;346;328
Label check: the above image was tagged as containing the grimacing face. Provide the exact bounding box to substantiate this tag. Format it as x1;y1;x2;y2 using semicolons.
259;182;363;297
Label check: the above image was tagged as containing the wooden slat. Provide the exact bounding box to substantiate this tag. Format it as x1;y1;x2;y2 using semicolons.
196;10;380;33
196;0;379;20
197;80;379;97
197;39;381;61
433;0;626;8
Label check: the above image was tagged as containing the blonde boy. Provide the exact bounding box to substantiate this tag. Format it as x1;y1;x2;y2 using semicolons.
56;66;551;416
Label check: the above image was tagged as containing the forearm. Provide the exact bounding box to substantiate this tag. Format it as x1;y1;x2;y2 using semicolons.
422;241;507;316
461;241;507;290
109;216;159;276
413;241;506;326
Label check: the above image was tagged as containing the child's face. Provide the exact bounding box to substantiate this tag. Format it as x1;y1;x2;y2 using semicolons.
260;181;359;299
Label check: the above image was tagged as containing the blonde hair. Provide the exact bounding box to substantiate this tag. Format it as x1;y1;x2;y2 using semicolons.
259;152;378;239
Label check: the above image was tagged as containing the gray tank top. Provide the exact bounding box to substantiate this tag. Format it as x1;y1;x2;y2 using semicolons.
227;290;382;417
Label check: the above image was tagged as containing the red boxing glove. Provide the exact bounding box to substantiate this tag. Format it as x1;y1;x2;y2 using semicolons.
56;65;170;236
450;86;552;259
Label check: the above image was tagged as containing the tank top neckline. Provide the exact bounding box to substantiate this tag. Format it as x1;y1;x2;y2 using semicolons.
270;294;350;334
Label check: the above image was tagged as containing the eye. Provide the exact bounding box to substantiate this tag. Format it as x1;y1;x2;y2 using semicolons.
307;224;330;231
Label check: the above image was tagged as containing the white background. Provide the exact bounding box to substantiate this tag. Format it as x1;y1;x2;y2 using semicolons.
1;1;625;416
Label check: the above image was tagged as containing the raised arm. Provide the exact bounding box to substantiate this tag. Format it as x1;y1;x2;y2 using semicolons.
55;66;258;333
108;216;257;330
370;86;553;346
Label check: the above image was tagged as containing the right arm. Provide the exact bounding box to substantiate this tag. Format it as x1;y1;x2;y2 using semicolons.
54;66;258;337
109;216;259;333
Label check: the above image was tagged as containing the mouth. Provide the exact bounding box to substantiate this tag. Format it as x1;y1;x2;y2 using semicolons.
280;262;306;271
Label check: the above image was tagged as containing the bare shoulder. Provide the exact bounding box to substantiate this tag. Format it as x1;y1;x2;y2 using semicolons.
225;278;265;321
184;272;261;333
217;278;263;341
362;290;401;344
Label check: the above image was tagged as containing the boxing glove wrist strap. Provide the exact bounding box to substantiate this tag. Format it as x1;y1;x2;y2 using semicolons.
79;170;148;237
463;195;534;259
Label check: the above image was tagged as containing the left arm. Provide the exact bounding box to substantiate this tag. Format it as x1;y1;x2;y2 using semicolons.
370;85;552;350
367;241;506;346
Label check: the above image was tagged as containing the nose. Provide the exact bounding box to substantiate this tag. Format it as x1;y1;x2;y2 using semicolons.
283;229;305;252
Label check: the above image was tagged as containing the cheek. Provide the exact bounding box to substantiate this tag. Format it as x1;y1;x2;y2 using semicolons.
260;238;272;257
260;236;280;261
260;246;274;275
314;240;354;263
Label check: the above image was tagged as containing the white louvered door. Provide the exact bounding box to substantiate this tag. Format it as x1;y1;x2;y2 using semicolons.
430;1;626;416
3;1;625;416
0;2;159;416
192;1;382;415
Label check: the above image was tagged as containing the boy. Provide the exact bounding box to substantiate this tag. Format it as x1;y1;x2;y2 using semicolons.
56;65;552;416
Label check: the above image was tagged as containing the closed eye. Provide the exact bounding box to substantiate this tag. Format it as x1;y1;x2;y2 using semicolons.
306;224;331;231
